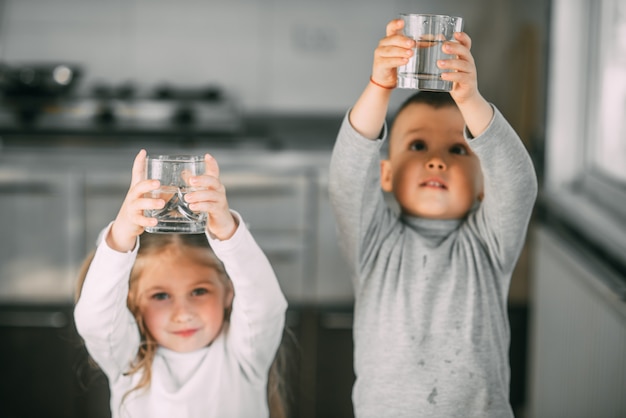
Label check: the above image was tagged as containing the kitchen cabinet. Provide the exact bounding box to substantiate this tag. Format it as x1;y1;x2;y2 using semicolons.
289;308;355;418
83;170;130;249
314;172;354;303
0;147;353;304
0;168;82;303
272;307;355;418
0;304;82;418
80;161;321;302
219;169;317;301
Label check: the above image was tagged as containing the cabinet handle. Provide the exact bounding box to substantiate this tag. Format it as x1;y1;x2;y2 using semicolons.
84;185;128;196
226;185;297;197
0;311;68;328
320;312;354;330
0;183;55;194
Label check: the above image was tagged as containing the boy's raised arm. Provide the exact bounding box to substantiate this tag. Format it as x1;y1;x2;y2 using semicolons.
349;19;416;139
441;31;494;137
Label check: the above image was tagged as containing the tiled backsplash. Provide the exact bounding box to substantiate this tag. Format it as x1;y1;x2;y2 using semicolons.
0;0;547;116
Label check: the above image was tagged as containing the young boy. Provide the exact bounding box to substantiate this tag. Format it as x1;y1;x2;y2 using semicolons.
328;19;537;417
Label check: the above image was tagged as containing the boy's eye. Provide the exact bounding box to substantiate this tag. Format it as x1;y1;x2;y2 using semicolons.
450;144;469;155
409;140;426;151
151;292;169;301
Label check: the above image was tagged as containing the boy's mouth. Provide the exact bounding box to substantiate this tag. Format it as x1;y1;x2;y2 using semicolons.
420;178;448;189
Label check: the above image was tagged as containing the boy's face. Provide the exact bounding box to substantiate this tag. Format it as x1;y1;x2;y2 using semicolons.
135;247;233;353
381;102;483;219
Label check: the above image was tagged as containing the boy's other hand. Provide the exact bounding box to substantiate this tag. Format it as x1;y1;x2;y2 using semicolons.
438;32;480;105
108;149;164;253
371;19;416;89
438;31;493;136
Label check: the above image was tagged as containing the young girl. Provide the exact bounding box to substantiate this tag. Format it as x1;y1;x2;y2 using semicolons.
74;150;288;418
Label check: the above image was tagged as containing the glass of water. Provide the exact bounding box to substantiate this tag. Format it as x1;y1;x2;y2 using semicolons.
397;14;464;91
144;154;207;234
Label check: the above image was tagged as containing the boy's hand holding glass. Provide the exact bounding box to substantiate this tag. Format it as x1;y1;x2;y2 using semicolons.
396;14;463;92
437;31;480;105
370;18;416;90
371;15;466;93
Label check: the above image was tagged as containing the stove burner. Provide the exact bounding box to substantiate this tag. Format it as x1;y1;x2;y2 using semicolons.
0;82;242;138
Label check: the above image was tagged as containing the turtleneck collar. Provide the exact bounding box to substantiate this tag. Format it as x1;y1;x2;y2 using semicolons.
401;214;463;242
399;202;479;244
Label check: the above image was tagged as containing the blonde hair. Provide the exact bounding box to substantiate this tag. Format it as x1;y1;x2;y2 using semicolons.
76;232;291;417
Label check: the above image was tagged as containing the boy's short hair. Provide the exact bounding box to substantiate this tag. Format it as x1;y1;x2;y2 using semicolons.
393;91;457;125
383;91;458;158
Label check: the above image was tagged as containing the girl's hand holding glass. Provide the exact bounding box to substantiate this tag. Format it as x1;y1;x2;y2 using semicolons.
108;149;164;253
184;153;238;241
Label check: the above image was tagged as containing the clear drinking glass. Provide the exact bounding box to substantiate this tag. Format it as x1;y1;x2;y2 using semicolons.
397;14;464;91
144;154;207;233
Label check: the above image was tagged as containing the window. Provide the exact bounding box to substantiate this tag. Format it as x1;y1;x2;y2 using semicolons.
591;0;626;182
544;0;626;277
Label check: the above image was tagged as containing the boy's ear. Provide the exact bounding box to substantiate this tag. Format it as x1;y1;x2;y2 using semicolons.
476;168;485;201
380;160;393;192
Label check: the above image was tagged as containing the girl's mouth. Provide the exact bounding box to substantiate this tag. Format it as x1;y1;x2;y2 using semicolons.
173;329;198;338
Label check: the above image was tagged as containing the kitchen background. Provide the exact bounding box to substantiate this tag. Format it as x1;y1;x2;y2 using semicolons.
0;0;547;119
0;0;624;417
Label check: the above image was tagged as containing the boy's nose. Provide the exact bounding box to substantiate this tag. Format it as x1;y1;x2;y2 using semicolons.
426;156;447;170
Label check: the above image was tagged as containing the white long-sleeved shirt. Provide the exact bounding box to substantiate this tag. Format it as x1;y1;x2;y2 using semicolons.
74;214;288;418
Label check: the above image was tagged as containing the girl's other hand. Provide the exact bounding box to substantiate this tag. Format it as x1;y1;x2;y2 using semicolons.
185;153;238;241
107;149;164;252
371;18;416;89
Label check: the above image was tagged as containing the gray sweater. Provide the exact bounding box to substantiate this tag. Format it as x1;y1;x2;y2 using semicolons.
329;106;537;418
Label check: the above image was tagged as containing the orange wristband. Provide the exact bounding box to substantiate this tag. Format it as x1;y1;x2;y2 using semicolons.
369;76;395;90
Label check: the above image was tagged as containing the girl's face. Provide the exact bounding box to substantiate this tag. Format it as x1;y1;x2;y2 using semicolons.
381;103;483;219
134;247;233;353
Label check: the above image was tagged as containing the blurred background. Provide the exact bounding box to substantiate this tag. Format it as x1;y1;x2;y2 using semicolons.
0;0;624;417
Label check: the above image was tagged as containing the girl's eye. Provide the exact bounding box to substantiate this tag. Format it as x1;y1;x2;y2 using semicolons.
191;288;209;297
450;144;469;155
409;140;426;151
151;292;169;301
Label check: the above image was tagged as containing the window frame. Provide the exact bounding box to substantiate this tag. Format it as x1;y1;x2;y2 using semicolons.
544;0;626;271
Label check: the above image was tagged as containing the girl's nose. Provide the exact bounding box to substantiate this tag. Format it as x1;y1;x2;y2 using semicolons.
172;300;194;322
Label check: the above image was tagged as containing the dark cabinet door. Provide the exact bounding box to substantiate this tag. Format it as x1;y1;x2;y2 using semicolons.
0;305;112;418
288;307;355;418
0;305;79;418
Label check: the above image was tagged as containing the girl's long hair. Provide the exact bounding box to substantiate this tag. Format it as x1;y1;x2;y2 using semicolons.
75;232;292;418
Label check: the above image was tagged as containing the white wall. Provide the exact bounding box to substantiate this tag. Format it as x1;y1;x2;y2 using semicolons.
0;0;548;116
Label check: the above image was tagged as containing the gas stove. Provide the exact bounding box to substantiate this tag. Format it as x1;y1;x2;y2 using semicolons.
0;78;244;140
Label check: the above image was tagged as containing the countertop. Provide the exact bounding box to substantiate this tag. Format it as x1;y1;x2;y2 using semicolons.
0;113;346;153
